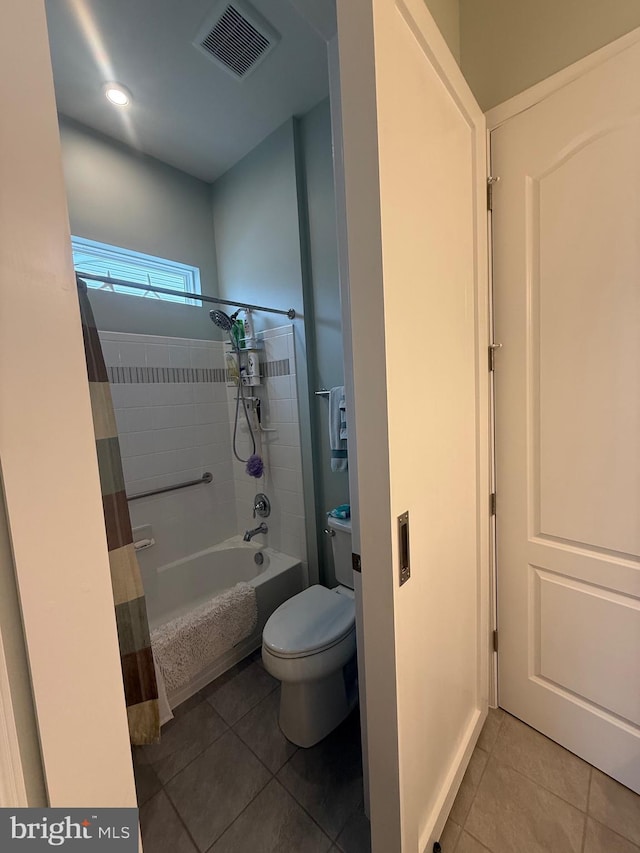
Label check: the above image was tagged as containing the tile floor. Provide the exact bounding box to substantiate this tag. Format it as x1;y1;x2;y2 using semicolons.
135;656;640;853
134;650;370;853
440;708;640;853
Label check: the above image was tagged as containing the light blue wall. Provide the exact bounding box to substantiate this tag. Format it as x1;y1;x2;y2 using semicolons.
211;120;305;330
58;116;219;339
298;98;349;586
59;108;345;583
211;108;346;586
211;118;320;584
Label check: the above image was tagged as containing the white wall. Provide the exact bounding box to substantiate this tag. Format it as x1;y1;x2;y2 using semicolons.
460;0;640;109
0;0;136;809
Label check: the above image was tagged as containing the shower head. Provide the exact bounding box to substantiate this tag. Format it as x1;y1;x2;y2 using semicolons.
209;308;239;331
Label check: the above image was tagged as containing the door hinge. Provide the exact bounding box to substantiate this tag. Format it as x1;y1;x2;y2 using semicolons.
492;629;499;652
490;492;496;516
488;342;502;371
487;176;500;211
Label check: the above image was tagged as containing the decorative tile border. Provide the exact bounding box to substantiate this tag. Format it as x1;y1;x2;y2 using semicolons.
108;366;226;384
263;358;290;378
107;357;291;385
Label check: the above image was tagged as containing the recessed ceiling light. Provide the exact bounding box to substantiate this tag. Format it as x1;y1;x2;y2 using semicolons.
103;83;131;106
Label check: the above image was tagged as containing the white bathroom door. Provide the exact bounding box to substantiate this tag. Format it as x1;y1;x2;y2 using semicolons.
492;35;640;793
336;0;491;850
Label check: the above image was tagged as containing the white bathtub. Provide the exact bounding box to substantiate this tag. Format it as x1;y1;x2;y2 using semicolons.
143;536;306;706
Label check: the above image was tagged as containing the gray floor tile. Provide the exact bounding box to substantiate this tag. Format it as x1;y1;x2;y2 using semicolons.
141;700;228;784
476;707;504;753
139;791;197;853
133;744;150;766
456;831;492;853
439;819;462;851
450;748;489;826
211;779;333;853
199;654;257;693
277;710;364;839
335;801;371;852
199;656;254;701
234;688;298;773
465;757;585;853
204;660;278;725
493;715;591;810
165;729;271;851
133;757;162;806
140;662;639;853
170;691;205;720
584;818;640;853
248;646;264;663
589;769;640;846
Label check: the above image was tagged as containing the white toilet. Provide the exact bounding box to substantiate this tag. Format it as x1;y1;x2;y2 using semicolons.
262;516;357;747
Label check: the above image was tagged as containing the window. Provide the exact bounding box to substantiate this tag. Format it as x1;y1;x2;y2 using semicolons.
71;237;201;305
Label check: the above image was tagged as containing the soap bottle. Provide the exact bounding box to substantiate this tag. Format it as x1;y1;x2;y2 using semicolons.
233;318;246;349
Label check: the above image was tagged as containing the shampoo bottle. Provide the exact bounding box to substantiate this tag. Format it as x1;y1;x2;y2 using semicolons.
243;310;256;346
247;351;261;385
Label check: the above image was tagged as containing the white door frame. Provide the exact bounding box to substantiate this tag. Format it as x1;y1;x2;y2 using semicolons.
486;137;499;710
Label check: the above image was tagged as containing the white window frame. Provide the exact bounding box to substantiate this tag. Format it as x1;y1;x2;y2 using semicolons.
71;236;202;306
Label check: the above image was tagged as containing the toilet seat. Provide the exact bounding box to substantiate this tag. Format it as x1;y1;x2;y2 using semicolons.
263;585;355;659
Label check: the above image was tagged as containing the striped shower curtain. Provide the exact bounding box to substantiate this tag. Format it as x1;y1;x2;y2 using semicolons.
77;277;160;745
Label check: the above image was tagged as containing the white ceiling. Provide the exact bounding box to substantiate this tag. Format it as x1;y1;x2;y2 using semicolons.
45;0;334;182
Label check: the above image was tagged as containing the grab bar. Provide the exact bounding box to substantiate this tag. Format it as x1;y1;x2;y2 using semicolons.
127;472;213;501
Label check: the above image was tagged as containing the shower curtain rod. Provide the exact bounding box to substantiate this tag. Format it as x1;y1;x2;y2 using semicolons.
76;272;296;319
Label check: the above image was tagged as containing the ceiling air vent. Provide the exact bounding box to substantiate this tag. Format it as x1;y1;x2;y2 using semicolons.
194;0;280;80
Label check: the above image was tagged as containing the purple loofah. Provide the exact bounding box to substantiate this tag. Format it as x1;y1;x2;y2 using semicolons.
246;454;264;478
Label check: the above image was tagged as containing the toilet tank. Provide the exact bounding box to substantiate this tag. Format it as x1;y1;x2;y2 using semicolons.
327;516;353;589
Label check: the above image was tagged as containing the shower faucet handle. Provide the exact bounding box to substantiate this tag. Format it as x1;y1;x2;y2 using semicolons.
253;493;271;519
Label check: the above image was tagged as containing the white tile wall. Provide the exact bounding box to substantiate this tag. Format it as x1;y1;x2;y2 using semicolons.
99;331;236;571
229;326;307;565
100;325;307;572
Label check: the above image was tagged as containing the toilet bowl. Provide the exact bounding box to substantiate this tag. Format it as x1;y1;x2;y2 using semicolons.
262;516;357;747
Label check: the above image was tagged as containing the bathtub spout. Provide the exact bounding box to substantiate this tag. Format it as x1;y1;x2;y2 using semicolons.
244;522;268;542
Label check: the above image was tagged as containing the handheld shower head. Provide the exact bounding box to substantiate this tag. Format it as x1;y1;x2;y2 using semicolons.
209;305;257;463
209;308;238;331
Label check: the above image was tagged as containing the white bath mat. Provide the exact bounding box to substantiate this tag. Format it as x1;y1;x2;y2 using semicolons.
151;582;258;693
